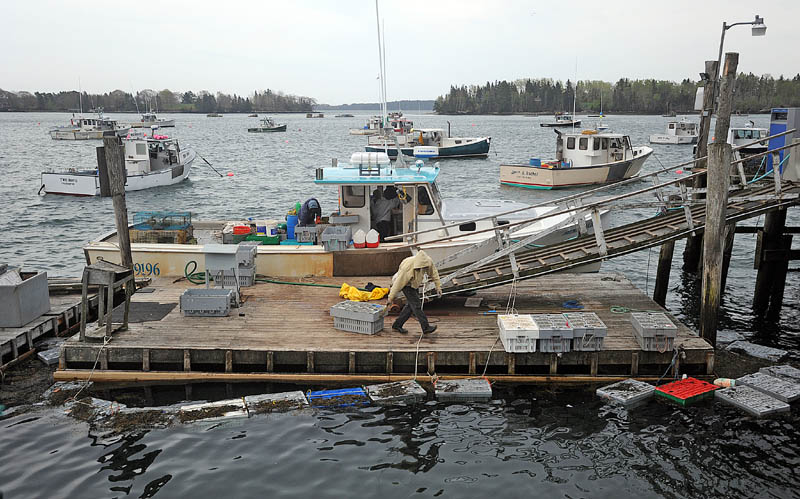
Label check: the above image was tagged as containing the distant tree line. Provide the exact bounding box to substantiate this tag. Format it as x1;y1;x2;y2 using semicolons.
314;100;434;111
0;88;316;113
433;74;800;115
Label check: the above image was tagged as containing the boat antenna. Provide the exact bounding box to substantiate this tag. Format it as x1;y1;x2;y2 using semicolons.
129;84;141;115
572;57;577;132
382;18;388;123
374;0;386;127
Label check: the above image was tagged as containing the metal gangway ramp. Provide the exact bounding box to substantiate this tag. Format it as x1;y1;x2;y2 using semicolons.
389;131;800;296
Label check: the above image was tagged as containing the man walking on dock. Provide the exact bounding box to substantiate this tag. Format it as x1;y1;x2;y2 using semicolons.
387;251;442;334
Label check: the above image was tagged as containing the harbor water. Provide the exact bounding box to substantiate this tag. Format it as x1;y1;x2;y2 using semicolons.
0;112;798;497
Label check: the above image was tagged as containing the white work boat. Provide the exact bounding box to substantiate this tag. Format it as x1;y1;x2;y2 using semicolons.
649;118;699;144
83;152;607;277
49;110;130;140
500;130;653;189
128;112;175;128
40;129;196;196
727;122;769;155
366;127;490;159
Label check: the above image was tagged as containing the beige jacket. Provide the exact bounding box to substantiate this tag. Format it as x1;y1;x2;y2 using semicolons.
387;251;442;301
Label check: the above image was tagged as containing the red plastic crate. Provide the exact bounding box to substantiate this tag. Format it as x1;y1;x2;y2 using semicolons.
655;377;719;406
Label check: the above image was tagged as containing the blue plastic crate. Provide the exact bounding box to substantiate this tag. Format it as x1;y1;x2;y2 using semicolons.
306;387;369;408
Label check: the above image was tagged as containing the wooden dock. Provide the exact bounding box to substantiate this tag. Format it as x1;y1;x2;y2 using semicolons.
56;272;714;383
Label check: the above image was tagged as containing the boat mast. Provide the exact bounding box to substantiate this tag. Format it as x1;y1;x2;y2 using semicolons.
382;18;388;123
374;0;386;127
78;77;82;115
572;58;577;131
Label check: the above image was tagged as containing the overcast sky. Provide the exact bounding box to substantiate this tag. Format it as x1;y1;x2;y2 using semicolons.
2;0;798;104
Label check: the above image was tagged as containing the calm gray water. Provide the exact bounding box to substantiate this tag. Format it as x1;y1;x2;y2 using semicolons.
1;112;798;497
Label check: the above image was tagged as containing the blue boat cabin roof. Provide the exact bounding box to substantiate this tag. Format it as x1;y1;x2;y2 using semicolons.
314;164;439;185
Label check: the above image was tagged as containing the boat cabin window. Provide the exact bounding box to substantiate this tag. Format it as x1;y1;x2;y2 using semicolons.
579;137;588;150
136;143;147;155
601;138;608;150
417;186;434;215
567;137;575;149
342;186;365;208
669;123;675;129
459;222;476;232
593;138;600;151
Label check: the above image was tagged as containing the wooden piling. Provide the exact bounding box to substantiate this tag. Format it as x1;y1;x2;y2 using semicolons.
684;60;719;272
753;208;789;316
700;52;738;347
652;240;675;306
102;134;134;328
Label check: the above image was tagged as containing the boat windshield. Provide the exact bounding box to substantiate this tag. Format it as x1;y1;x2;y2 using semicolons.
735;129;762;140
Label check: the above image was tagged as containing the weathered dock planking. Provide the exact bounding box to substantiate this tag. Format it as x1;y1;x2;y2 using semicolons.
56;272;713;382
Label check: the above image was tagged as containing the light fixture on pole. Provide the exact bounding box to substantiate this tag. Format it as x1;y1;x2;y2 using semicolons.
715;15;767;97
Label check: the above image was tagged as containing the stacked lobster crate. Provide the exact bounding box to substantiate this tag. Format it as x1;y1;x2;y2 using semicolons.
497;312;607;353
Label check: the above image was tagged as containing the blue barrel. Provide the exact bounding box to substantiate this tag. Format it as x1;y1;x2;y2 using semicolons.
286;215;298;239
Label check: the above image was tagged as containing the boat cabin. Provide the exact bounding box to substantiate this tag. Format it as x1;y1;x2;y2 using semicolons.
664;119;698;137
314;153;444;242
556;130;637;167
727;124;768;151
124;133;182;175
72;116;119;131
555;114;575;124
389;117;414;133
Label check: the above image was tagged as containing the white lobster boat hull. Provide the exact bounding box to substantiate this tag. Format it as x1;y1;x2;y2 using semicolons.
41;152;195;196
49;127;131;140
648;134;697;145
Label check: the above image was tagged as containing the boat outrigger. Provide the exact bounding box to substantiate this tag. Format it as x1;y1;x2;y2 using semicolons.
84;152;606;277
247;116;287;132
49;109;130;140
41;129;195;196
500;129;652;189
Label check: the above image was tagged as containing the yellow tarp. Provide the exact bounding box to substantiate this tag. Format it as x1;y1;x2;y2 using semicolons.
339;283;389;302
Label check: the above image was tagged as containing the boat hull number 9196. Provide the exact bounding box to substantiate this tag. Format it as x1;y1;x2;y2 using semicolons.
134;262;161;276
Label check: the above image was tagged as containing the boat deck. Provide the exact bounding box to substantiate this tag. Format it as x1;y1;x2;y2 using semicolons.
57;272;713;381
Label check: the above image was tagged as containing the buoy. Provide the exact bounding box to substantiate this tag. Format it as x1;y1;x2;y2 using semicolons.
285;140;289;143
227;172;234;177
676;169;684;174
713;378;736;388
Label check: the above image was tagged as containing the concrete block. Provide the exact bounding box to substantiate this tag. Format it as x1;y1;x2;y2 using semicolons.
726;341;788;362
435;378;492;402
760;365;800;384
715;385;790;417
737;372;800;403
365;380;427;404
596;379;654;407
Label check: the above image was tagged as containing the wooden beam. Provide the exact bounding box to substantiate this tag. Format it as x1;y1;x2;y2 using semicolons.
53;369;704;384
183;349;191;372
507;353;515;375
142;348;150;372
549;354;558;375
225;350;233;373
631;352;639;376
468;352;477;375
348;351;356;374
385;352;393;374
427;352;435;375
266;351;274;372
590;353;599;376
307;351;315;373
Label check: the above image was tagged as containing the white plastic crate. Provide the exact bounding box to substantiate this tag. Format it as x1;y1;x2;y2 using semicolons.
633;327;674;352
333;316;384;335
500;335;534;353
538;338;572;353
530;313;574;340
435;378;492;402
235;243;258;267
572;336;605;352
330;301;386;322
630;312;677;338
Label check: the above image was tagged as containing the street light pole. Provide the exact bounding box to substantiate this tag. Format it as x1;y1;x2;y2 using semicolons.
711;15;767;120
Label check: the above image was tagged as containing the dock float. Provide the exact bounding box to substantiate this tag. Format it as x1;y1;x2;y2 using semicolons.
55;272;714;384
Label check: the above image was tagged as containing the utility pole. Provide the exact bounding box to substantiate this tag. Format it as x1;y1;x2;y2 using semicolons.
102;134;133;270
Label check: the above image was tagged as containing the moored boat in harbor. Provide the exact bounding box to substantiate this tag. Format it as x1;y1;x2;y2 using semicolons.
40;130;195;196
49;110;130;140
500;129;652;189
365;127;490;158
649;117;699;144
84;152;605;277
247;116;287;132
127;112;175;128
540;113;581;128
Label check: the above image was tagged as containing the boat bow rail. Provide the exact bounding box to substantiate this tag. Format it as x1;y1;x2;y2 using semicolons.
383;129;800;296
